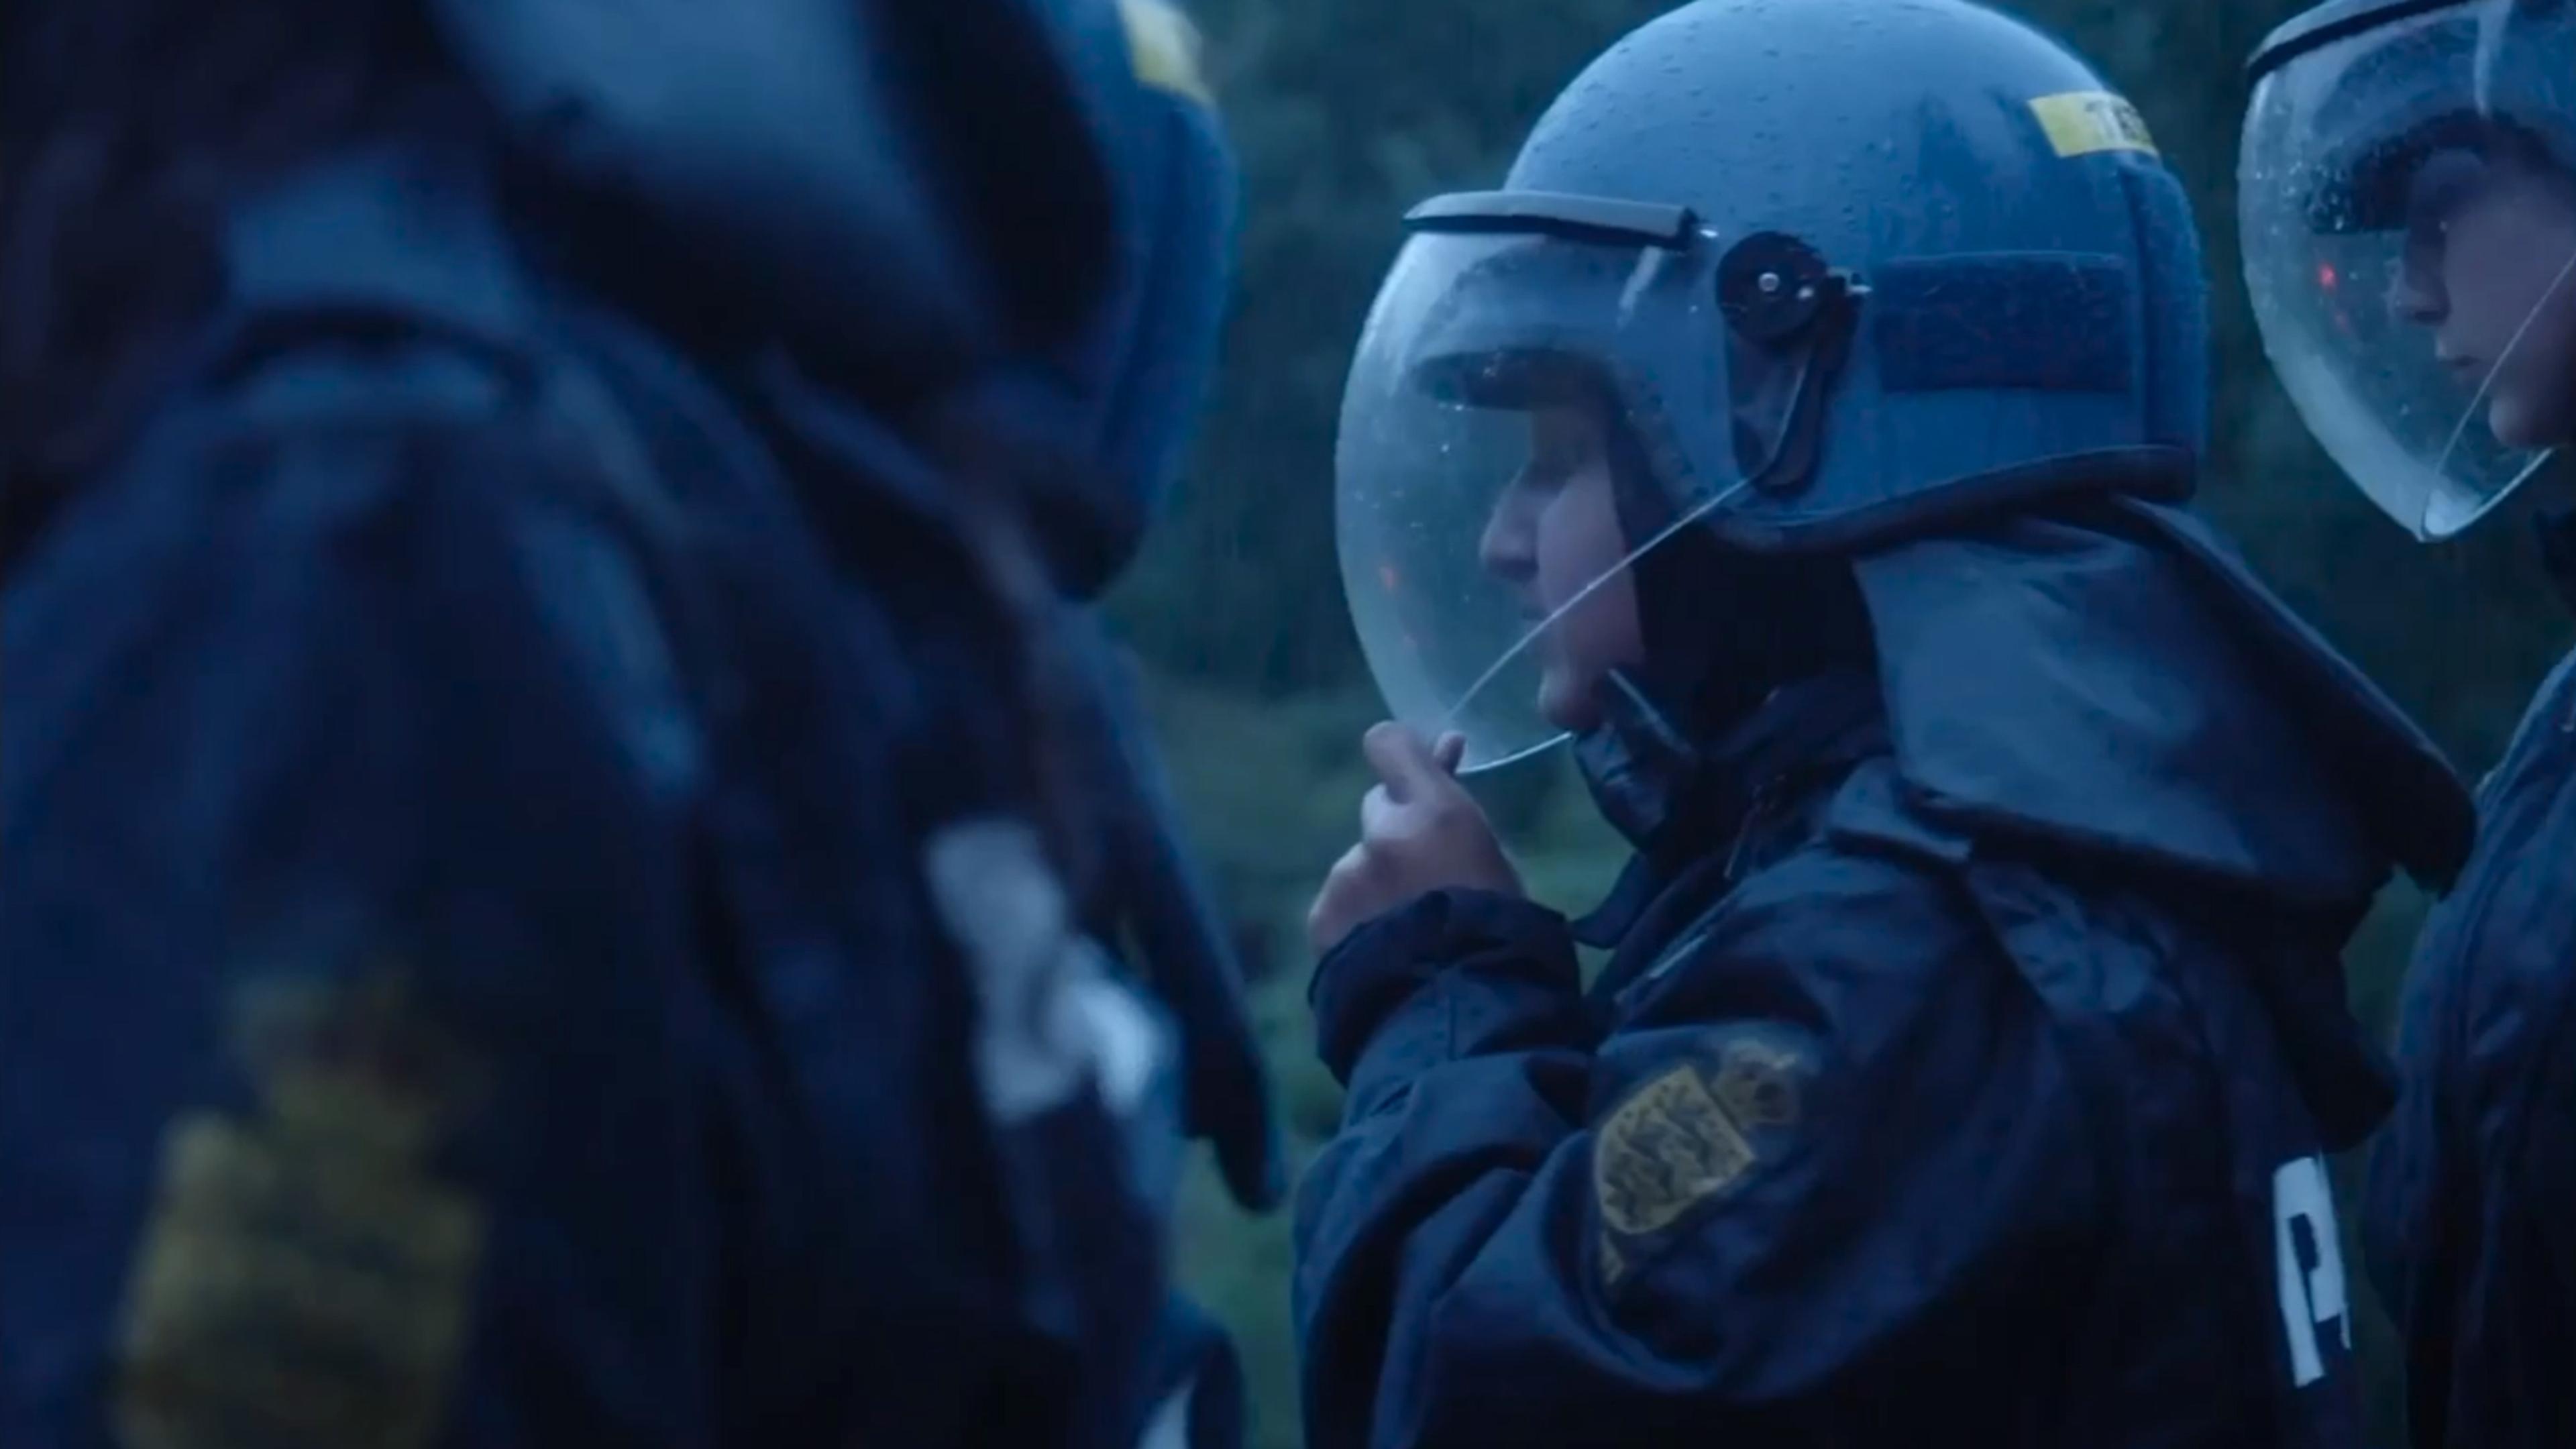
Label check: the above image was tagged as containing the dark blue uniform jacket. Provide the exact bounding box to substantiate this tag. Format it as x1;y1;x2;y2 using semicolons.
1295;502;2473;1449
0;137;1256;1449
2365;516;2576;1449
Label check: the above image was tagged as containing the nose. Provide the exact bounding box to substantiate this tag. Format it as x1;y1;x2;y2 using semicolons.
1479;476;1539;586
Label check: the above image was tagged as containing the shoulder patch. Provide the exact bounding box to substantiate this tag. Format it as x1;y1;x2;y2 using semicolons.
1120;0;1214;107
1593;1034;1809;1287
113;967;489;1449
2028;91;2158;159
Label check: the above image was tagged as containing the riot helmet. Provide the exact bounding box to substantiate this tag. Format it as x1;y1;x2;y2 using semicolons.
431;0;1121;386
2244;0;2576;539
1338;0;2210;771
434;0;1231;596
1028;0;1242;596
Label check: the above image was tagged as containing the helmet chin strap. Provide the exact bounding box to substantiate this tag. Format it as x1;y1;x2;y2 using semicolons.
1572;402;1874;856
1573;667;1713;853
1559;248;1866;851
1572;651;1885;861
1568;522;1811;857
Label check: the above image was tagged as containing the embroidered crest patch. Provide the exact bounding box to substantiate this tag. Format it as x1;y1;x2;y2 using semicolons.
1593;1035;1809;1287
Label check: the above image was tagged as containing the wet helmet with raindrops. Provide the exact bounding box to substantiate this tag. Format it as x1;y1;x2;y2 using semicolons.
1336;0;2210;770
2243;0;2576;540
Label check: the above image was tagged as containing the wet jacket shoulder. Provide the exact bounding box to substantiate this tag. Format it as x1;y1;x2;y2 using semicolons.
1295;739;2066;1449
2367;637;2576;1449
0;138;1171;1449
1294;743;2360;1448
1293;504;2468;1449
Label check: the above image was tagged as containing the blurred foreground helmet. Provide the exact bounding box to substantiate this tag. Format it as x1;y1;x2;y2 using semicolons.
1336;0;2208;769
2243;0;2576;539
1028;0;1242;596
433;0;1235;595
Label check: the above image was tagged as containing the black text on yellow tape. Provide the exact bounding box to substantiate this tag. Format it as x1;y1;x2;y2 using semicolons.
2028;91;2158;159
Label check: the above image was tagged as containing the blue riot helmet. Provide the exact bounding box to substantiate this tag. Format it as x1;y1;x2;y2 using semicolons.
429;0;1127;387
2245;0;2576;539
431;0;1220;594
1012;0;1242;597
1336;0;2208;771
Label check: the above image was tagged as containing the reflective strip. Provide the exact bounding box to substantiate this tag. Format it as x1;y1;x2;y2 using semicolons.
924;818;1171;1126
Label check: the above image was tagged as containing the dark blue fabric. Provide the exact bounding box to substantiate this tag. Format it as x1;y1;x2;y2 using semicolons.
2365;643;2576;1449
0;131;1208;1449
1067;611;1285;1210
1853;499;2470;904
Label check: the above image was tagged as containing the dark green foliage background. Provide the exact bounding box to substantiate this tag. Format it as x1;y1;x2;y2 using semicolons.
1103;3;2571;1443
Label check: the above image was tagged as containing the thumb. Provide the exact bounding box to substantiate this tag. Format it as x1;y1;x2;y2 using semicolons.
1361;722;1446;803
1433;732;1468;775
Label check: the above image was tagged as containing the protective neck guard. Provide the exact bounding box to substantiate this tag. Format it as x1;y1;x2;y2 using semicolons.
1853;497;2471;907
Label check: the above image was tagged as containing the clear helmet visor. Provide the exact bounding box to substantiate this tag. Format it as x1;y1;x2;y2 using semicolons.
2243;0;2576;539
1336;219;1792;772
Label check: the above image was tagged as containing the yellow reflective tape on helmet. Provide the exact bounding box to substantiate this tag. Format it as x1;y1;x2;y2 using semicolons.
2028;91;2158;158
1120;0;1214;108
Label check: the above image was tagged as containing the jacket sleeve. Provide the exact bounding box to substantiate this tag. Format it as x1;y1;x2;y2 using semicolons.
2361;934;2463;1443
1291;853;2098;1449
0;374;719;1448
2369;905;2576;1449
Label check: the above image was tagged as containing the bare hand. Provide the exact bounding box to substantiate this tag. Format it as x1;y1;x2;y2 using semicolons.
1307;724;1524;955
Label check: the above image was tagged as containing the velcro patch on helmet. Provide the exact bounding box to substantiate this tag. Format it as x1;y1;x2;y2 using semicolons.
2029;91;2159;159
1872;254;2135;396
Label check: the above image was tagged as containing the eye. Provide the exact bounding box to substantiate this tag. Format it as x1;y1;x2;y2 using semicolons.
1523;411;1602;484
2405;149;2491;243
1523;444;1578;485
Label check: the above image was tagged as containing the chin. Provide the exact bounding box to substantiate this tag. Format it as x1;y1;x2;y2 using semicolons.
2489;365;2576;451
1537;672;1599;734
2489;395;2555;451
